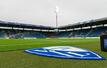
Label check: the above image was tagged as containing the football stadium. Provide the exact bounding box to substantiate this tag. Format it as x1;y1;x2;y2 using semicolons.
1;0;107;68
0;18;107;68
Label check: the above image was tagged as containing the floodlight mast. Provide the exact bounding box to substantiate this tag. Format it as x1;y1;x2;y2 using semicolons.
55;6;59;32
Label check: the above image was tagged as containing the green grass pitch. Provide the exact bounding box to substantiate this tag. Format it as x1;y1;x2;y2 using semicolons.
0;38;107;68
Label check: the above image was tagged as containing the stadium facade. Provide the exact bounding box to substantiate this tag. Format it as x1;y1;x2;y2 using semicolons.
0;18;107;39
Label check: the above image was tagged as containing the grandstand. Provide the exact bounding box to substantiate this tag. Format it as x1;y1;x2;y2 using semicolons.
0;18;107;38
58;18;107;38
0;20;55;39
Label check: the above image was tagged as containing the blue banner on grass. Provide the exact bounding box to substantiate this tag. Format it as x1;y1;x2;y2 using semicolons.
25;46;105;60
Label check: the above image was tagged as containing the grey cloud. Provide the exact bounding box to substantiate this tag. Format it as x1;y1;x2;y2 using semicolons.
0;0;106;26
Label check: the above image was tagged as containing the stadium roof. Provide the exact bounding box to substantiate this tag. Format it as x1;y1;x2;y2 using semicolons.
58;18;107;29
0;17;107;30
0;20;55;30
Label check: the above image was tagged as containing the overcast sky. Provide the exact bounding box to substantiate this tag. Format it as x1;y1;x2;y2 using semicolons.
0;0;107;26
